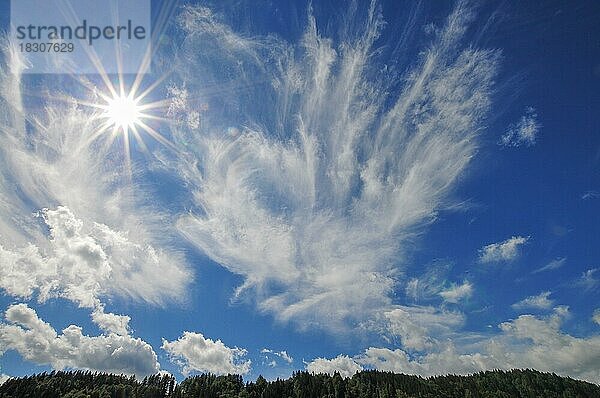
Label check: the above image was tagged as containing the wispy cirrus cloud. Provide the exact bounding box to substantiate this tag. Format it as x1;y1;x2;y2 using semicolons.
499;107;540;147
582;191;600;200
404;261;452;303
170;0;499;330
261;348;294;365
404;261;471;305
532;257;566;274
512;291;554;310
575;268;599;291
439;281;473;303
479;236;529;264
383;306;465;351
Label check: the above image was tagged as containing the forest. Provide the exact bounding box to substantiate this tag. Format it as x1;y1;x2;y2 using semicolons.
1;369;599;398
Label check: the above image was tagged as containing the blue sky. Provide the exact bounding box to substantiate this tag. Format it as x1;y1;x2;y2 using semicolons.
0;0;599;384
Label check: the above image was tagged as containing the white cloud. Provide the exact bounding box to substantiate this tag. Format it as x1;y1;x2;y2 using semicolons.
593;309;600;326
278;351;293;364
162;332;251;376
499;107;540;147
576;268;599;291
305;355;363;378
479;236;529;263
532;257;566;274
359;345;489;378
173;1;499;330
404;261;452;302
491;309;600;383
91;306;130;336
384;306;464;351
405;279;421;301
0;304;159;377
0;206;190;309
512;291;553;310
261;348;293;364
439;281;473;303
349;307;600;383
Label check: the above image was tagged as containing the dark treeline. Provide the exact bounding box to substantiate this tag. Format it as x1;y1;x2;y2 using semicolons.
1;369;599;398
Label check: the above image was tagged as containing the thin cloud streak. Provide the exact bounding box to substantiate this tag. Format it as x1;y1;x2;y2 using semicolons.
532;257;566;274
582;191;600;200
512;291;554;310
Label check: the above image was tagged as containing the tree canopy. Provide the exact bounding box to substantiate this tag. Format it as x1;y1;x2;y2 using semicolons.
1;368;599;398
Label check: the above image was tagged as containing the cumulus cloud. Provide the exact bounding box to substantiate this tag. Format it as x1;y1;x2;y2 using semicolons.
512;291;553;310
499;107;540;147
324;307;600;383
359;345;488;378
532;257;566;274
491;308;600;383
162;332;251;376
0;206;190;310
305;355;363;378
439;281;473;303
172;0;499;330
91;306;131;336
479;236;529;263
0;304;159;377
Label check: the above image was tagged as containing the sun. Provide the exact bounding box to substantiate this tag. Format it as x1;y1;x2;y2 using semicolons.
84;81;176;159
103;94;143;133
78;80;178;181
67;27;178;177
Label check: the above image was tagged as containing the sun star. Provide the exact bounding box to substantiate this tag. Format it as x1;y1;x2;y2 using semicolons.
103;94;143;133
84;81;176;178
66;19;177;178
